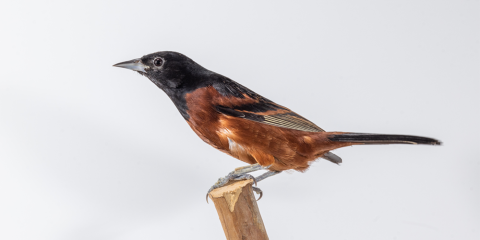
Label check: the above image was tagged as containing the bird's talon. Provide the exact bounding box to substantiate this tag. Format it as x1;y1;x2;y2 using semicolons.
257;192;263;201
252;186;263;201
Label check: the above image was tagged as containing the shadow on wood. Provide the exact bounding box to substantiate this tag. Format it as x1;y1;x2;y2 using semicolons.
208;179;269;240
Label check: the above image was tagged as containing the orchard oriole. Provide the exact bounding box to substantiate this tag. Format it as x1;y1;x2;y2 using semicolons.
114;51;441;200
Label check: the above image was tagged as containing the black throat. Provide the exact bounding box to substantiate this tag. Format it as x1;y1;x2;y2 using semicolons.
148;70;274;121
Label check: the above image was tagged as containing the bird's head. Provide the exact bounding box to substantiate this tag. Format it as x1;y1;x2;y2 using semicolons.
114;51;206;90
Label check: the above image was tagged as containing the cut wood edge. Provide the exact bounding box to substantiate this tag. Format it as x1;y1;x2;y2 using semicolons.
208;179;254;212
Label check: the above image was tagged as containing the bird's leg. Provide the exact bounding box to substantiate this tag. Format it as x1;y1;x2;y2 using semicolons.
233;163;266;174
206;164;283;202
206;164;269;202
251;171;282;201
255;170;282;182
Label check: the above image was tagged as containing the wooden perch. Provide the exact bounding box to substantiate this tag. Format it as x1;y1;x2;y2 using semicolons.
208;179;269;240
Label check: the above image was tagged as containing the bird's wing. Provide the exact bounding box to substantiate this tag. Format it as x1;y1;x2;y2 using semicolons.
215;104;324;132
211;78;324;132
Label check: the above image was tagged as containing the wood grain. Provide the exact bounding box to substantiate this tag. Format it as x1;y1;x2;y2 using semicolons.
208;180;269;240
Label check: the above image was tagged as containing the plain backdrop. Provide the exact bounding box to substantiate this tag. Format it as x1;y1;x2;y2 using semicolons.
0;1;478;239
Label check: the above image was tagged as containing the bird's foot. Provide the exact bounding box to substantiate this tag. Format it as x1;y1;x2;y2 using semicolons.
252;186;263;201
206;172;261;202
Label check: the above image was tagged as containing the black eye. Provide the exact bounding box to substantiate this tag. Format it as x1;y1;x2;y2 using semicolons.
153;58;163;67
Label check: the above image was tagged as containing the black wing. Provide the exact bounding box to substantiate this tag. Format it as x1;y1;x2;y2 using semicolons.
212;75;324;132
215;105;324;132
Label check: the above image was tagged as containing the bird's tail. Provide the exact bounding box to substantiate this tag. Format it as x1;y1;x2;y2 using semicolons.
327;132;441;145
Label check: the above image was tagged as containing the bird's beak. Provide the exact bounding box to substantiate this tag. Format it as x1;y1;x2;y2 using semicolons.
113;58;147;73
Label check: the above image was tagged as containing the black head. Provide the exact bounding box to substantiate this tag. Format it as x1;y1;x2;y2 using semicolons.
114;51;208;91
114;51;256;120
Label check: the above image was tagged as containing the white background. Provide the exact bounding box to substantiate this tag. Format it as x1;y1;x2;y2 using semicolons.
0;1;478;239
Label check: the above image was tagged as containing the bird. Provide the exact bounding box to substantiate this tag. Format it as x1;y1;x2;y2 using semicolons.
113;51;441;200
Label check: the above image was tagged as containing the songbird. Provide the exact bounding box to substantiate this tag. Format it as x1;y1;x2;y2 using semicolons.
114;51;441;200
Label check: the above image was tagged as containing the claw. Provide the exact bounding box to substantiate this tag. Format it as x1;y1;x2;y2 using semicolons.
206;185;216;203
257;192;263;201
252;186;263;201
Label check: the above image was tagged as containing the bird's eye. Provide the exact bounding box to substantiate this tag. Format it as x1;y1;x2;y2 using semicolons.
153;58;163;67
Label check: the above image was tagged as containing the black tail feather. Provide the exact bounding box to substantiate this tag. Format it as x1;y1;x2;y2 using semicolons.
328;133;441;145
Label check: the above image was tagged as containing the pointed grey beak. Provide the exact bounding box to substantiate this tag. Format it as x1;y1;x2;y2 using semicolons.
113;58;147;73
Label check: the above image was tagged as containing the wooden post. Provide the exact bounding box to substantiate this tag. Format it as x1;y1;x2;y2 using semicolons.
208;179;269;240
